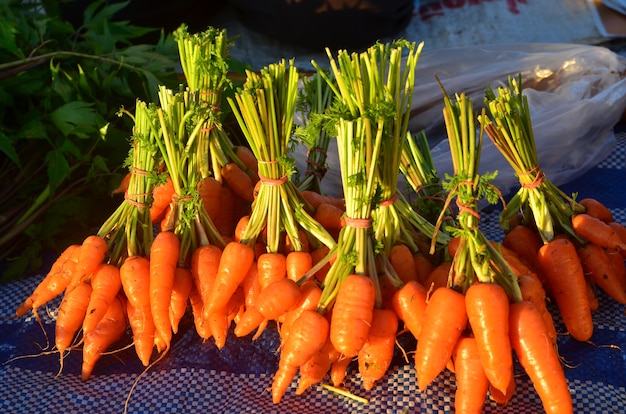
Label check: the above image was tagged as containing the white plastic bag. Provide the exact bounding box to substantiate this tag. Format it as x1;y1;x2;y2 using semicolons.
296;43;626;198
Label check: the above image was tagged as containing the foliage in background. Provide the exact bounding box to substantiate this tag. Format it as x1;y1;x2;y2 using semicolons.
0;0;181;282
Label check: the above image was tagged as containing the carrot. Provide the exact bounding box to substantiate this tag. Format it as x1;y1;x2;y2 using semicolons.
214;183;239;236
605;247;626;291
391;280;428;339
286;251;313;282
234;215;250;243
300;190;345;210
310;245;332;282
204;241;255;318
126;300;156;366
257;253;287;289
150;176;175;224
516;271;557;347
188;284;211;340
280;280;323;341
414;286;468;391
502;225;543;276
233;306;267;339
296;336;341;395
284;229;311;254
413;252;434;286
329;274;376;358
110;171;131;196
330;353;352;387
16;244;81;317
586;277;600;312
55;281;93;354
221;162;255;203
577;243;626;304
538;238;593;342
464;283;513;395
509;301;573;414
272;309;330;403
488;366;516;406
169;267;194;333
390;244;419;284
69;235;108;289
190;244;222;312
579;198;614;223
357;308;398;391
447;236;462;258
423;261;452;292
197;176;223;223
207;306;230;349
313;202;345;231
234;145;260;183
256;278;302;321
82;263;122;334
572;213;626;251
241;262;261;309
81;295;127;381
453;336;489;414
149;230;180;351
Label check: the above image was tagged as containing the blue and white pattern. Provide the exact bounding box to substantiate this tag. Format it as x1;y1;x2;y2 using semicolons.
1;133;625;414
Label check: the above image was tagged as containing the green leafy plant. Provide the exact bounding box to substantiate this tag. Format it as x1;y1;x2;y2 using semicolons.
0;0;181;282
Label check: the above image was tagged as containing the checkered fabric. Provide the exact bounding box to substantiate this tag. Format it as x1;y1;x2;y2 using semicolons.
1;137;625;413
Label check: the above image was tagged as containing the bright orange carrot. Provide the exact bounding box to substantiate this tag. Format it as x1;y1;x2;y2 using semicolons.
149;230;180;351
169;267;194;333
69;235;108;289
357;308;398;391
82;263;122;334
204;241;255;318
509;301;573;414
190;244;222;312
16;244;81;317
330;274;376;357
502;225;543;276
391;280;428;339
150;176;175;224
257;253;287;289
538;238;593;342
577;243;626;304
414;286;468;391
488;366;516;406
330;353;352;387
126;300;156;366
188;284;211;340
55;281;93;354
280;280;323;341
234;215;250;243
272;309;330;403
313;202;345;231
572;213;626;251
516;271;557;347
81;295;127;381
453;336;489;414
296;336;341;395
207;306;230;349
286;251;313;282
465;283;513;395
256;278;302;321
221;162;255;203
579;198;614;223
390;244;419;284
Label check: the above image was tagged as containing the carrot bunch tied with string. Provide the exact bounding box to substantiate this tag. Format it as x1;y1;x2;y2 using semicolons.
482;75;626;341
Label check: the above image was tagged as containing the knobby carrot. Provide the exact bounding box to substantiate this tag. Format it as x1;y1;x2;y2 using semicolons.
538;238;593;342
190;244;222;315
414;286;468;391
150;176;175;224
330;274;376;358
272;309;330;403
81;295;127;381
257;253;287;289
126;300;156;366
55;281;93;355
169;267;194;333
280;280;323;341
296;336;341;395
188;284;211;340
572;213;626;251
357;308;399;391
256;278;302;321
577;243;626;304
391;280;428;339
330;353;352;387
149;230;180;351
509;301;573;414
221;162;255;203
82;263;122;334
69;235;108;289
579;198;614;223
465;283;513;395
453;336;489;414
390;244;419;284
16;244;81;317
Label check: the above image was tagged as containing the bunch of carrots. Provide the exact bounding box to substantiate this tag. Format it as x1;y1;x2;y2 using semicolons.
10;26;626;414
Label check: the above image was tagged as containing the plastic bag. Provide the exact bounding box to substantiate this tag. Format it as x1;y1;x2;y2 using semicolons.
296;43;626;198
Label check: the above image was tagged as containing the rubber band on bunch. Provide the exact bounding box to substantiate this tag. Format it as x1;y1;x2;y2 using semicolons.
379;194;398;207
455;197;481;222
258;173;288;186
124;192;151;208
130;166;150;176
518;165;546;189
343;216;373;229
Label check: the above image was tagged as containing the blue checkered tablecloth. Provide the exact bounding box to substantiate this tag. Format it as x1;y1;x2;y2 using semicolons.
1;123;625;412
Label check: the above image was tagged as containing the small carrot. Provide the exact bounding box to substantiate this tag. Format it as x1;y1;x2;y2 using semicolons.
190;244;222;312
280;280;323;341
357;308;398;391
300;190;345;210
414;286;468;391
390;244;419;284
257;253;287;289
391;280;428;339
538;238;593;342
55;281;93;354
577;243;626;304
214;183;239;237
234;215;250;243
502;225;543;276
586;277;600;312
572;213;626;251
150;176;175;224
272;309;330;403
169;267;194;333
221;162;255;203
81;295;127;381
488;366;516;406
197;176;223;223
413;252;434;286
509;301;573;414
423;261;452;292
16;244;81;317
605;247;626;291
313;202;345;231
234;145;260;183
447;236;462;258
126;300;156;366
69;235;108;289
464;283;513;395
82;263;122;334
579;198;614;223
310;245;333;282
256;278;302;321
286;251;313;282
330;353;352;387
149;230;180;351
453;336;489;414
296;336;341;395
516;271;557;347
188;284;211;340
330;274;376;358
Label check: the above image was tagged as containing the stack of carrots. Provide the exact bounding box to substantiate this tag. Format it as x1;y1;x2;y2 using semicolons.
11;26;626;414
